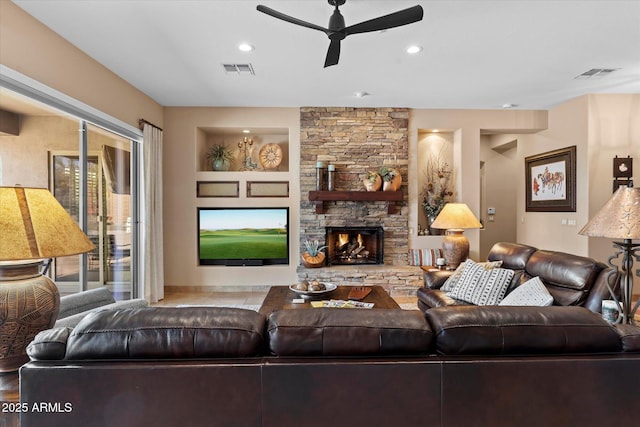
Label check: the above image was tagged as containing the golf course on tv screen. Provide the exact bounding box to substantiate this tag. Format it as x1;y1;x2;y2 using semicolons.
198;208;289;265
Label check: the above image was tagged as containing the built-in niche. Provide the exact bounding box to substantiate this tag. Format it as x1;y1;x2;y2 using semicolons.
417;131;455;235
196;127;289;172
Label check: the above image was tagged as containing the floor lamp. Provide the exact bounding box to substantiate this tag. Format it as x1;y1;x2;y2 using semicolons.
0;187;95;371
430;203;482;270
579;185;640;324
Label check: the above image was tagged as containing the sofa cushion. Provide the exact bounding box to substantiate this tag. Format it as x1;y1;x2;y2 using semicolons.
525;250;603;306
498;276;554;307
447;260;514;305
487;242;537;270
441;260;503;292
426;306;622;355
64;307;266;359
267;308;432;356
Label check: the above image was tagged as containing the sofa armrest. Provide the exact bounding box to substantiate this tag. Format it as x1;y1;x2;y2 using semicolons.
27;327;73;360
422;268;454;289
58;287;115;319
616;324;640;352
54;298;149;328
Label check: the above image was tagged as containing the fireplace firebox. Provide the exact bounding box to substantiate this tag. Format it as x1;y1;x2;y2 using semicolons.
325;226;384;266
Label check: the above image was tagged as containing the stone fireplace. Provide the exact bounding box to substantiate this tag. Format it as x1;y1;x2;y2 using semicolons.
297;107;423;296
325;226;384;266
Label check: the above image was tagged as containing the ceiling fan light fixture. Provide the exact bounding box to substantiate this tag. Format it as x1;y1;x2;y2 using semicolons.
406;45;422;54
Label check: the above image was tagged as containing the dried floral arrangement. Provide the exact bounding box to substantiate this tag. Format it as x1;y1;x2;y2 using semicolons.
421;149;453;232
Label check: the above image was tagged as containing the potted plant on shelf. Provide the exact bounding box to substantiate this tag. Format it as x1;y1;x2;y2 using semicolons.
363;171;382;191
379;166;402;191
207;143;234;171
301;239;327;268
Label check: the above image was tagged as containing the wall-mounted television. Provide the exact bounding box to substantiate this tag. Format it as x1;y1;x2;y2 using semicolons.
198;207;289;266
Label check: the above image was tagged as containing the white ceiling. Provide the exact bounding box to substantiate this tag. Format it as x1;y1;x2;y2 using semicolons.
12;0;640;110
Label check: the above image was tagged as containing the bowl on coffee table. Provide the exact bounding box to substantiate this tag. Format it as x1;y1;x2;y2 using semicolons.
289;282;337;299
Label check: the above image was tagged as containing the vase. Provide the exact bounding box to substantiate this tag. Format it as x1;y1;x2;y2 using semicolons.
301;252;325;268
212;159;230;171
383;172;402;191
427;214;443;235
363;174;382;192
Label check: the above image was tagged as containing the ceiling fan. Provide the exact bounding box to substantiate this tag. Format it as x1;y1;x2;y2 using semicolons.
256;0;424;67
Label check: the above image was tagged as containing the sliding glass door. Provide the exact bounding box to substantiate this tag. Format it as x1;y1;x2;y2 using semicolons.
50;125;135;297
0;84;141;300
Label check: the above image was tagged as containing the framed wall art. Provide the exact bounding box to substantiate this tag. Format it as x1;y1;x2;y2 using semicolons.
613;156;632;178
196;181;239;198
525;146;576;212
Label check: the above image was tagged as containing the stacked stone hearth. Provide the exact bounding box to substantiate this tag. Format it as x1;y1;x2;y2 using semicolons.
298;107;422;297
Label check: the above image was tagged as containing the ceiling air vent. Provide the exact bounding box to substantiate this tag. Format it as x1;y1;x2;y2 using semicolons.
222;63;255;75
574;68;619;80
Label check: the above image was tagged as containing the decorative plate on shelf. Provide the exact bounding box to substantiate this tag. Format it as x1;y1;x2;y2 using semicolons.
259;143;283;169
289;282;337;299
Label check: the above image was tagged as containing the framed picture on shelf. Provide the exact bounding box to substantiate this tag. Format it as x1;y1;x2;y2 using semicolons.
525;146;576;212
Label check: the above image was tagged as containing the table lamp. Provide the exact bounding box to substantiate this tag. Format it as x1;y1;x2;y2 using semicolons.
430;203;482;269
579;184;640;324
0;186;95;371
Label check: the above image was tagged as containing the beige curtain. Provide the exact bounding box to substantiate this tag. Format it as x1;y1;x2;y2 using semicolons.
142;123;164;303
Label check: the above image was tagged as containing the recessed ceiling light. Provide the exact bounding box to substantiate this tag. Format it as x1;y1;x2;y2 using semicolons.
502;103;517;109
238;43;254;52
354;92;370;98
406;45;422;54
242;129;251;133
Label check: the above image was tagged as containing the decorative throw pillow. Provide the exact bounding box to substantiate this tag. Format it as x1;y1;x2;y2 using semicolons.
447;259;514;305
408;248;442;266
499;276;554;306
441;260;503;292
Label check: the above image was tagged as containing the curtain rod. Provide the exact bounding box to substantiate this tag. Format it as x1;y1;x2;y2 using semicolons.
138;118;163;131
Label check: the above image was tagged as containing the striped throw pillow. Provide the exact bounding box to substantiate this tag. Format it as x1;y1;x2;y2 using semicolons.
408;249;442;266
447;259;514;305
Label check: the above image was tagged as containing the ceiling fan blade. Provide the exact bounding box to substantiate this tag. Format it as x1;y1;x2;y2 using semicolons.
324;39;341;67
345;5;424;35
257;5;329;34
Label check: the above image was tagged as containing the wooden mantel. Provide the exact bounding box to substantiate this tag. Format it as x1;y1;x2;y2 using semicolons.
308;191;403;214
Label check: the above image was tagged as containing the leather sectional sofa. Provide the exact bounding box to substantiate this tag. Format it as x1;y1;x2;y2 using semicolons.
418;242;621;314
21;303;640;427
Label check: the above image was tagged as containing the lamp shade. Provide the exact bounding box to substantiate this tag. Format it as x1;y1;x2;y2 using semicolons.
0;186;95;261
578;186;640;239
431;203;482;230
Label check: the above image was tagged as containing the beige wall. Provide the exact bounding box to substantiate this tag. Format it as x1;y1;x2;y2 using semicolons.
162;107;300;287
586;94;640;296
479;134;518;259
409;109;548;261
0;1;162;129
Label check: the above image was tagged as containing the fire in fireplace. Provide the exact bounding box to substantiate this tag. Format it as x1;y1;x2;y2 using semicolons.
325;226;384;266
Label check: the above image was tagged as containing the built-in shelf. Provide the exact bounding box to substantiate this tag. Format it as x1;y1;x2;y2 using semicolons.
308;191;403;214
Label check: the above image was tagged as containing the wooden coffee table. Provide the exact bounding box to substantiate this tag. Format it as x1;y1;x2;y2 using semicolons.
258;285;400;316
